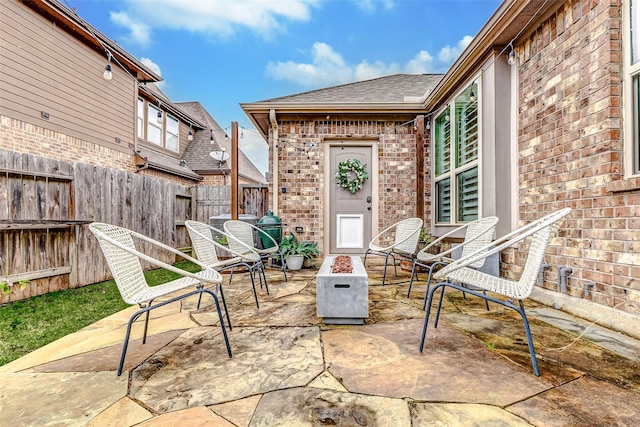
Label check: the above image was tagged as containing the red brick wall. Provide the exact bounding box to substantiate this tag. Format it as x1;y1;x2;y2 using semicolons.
515;0;638;314
273;119;422;254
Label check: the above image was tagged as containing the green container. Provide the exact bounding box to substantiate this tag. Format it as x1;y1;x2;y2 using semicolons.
258;210;282;249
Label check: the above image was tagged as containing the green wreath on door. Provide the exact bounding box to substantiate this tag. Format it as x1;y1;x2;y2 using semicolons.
336;159;369;194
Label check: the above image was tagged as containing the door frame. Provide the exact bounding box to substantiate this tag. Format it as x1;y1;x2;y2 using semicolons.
323;139;379;256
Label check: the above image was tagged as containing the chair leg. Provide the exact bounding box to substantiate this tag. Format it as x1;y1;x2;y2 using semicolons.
363;250;370;267
260;263;270;295
201;288;233;359
216;283;232;331
142;309;151;344
517;299;540;376
419;281;447;352
422;261;446;310
228;268;235;286
118;308;146;376
247;264;259;309
279;251;288;282
381;253;391;285
407;260;419;297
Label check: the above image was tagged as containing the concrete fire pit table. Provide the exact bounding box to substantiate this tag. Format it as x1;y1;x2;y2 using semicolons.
316;255;369;324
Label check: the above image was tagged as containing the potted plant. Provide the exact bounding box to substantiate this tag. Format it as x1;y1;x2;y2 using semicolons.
280;231;321;271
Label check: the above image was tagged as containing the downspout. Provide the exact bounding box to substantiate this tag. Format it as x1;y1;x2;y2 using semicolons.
269;108;279;214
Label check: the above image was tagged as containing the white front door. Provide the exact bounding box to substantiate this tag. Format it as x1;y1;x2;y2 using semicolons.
329;144;374;254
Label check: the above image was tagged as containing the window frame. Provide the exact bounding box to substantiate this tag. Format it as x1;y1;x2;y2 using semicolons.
138;99;181;152
432;79;481;225
624;0;640;177
137;98;144;139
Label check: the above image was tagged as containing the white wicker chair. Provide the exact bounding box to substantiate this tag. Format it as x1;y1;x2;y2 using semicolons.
89;222;232;376
185;220;267;308
224;220;287;281
419;208;571;376
363;217;423;285
407;216;499;309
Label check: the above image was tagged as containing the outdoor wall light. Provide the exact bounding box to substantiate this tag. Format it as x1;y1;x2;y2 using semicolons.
188;129;193;141
507;43;516;66
103;52;113;80
469;88;476;103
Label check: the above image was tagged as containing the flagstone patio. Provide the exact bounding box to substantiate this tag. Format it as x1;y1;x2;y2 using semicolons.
1;265;639;426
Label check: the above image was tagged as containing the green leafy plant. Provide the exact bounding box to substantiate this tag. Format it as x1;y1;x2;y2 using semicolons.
214;234;228;246
336;159;369;194
1;278;29;295
419;228;433;244
280;231;321;260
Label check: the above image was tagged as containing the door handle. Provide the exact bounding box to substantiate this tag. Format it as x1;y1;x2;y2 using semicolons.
366;196;372;203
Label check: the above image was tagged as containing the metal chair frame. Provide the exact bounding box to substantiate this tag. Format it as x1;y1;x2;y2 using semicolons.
89;222;232;376
408;216;499;309
419;208;571;376
185;220;268;308
224;220;288;282
363;217;423;285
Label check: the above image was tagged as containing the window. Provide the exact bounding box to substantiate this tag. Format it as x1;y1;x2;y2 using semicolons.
139;99;182;151
166;115;179;152
627;1;640;174
137;98;144;139
433;81;479;224
147;104;162;146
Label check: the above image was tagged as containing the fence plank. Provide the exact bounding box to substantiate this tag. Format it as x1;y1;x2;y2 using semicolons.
0;149;267;302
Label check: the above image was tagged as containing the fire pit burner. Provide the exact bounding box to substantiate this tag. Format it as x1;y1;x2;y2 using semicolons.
331;255;353;273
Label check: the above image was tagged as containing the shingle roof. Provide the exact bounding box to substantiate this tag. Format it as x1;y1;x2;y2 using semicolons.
256;74;443;105
178;102;267;185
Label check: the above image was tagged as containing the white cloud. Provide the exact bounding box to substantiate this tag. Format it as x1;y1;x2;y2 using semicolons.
240;132;269;175
438;35;474;64
354;0;395;13
266;41;453;88
405;51;434;74
109;11;151;47
111;0;321;44
139;58;165;88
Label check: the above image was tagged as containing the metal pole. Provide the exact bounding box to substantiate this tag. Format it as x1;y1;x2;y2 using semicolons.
231;121;239;220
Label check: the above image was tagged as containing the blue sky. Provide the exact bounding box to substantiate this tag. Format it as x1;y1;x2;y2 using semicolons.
65;0;502;173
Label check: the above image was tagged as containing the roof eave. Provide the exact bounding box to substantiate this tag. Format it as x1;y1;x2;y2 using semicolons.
25;0;162;82
424;0;564;110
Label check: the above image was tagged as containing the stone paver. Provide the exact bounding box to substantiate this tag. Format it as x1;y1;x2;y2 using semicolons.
508;375;640;426
209;394;263;427
250;388;411;427
0;372;128;426
136;406;234;426
412;402;532;426
323;318;553;406
3;266;640;427
129;326;324;412
85;397;153;427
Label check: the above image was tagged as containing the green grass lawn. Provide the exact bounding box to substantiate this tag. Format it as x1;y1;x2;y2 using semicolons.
0;261;199;366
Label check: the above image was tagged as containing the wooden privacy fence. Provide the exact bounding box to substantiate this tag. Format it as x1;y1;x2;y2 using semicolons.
0;150;267;303
195;185;268;220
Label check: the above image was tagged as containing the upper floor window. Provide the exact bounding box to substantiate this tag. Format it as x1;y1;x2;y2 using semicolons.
433;81;479;224
137;98;144;139
137;99;180;152
147;104;163;146
166;115;179;151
